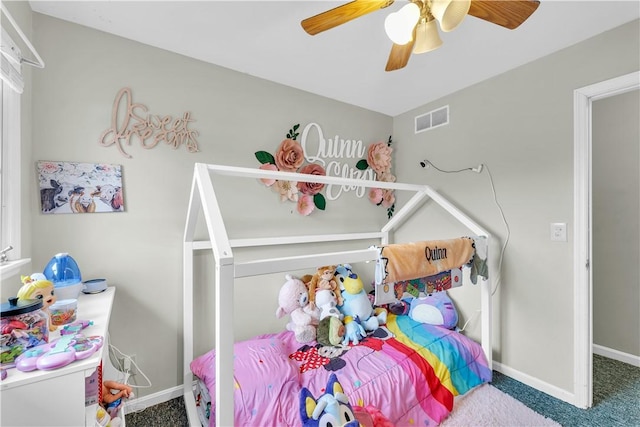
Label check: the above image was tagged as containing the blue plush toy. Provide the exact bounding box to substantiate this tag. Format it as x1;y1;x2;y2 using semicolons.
335;264;387;333
299;373;360;427
408;291;459;330
341;316;366;346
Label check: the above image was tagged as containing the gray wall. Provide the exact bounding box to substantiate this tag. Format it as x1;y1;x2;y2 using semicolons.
392;20;639;392
4;0;639;400
5;11;392;394
592;89;640;357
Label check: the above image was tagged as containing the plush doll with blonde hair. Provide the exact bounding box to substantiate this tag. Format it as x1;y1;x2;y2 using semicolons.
17;273;58;331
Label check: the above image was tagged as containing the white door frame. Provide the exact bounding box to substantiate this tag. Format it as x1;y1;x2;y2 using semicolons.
573;70;639;409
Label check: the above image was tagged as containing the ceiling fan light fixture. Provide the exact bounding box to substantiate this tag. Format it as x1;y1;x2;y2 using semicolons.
413;19;443;54
430;0;471;32
384;2;421;45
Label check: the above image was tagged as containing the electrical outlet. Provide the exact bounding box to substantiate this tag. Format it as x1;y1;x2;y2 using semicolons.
118;354;136;374
550;223;567;242
116;356;126;372
127;354;136;374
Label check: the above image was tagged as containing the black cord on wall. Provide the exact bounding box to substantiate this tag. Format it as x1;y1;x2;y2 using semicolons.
420;159;509;296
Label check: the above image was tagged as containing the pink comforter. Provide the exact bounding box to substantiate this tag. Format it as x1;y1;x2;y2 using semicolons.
190;313;491;426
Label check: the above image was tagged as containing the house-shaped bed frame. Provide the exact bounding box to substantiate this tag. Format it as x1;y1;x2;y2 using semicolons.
182;163;492;426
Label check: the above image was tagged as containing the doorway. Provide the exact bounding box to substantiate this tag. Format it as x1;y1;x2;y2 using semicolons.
573;71;640;409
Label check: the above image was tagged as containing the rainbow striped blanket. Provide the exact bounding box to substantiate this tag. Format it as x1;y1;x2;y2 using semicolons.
190;313;491;426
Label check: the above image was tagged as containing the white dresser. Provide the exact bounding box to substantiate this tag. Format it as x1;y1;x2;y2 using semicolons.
1;287;116;426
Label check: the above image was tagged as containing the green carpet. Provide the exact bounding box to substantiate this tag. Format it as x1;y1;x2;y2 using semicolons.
491;354;640;427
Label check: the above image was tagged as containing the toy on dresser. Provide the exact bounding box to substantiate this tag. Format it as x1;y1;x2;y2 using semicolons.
1;297;49;368
60;320;93;335
17;273;58;332
14;333;103;372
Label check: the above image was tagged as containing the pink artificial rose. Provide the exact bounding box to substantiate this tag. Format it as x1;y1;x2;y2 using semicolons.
273;179;298;202
368;188;383;205
377;170;396;183
275;139;305;172
367;142;393;174
381;189;395;209
297;194;315;216
297;163;326;195
258;163;278;186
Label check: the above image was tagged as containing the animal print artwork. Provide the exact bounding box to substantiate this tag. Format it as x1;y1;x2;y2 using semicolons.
37;161;124;214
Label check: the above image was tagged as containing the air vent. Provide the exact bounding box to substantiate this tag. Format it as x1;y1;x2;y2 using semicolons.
415;105;449;134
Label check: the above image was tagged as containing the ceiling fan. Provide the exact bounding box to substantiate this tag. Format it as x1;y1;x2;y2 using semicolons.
301;0;540;72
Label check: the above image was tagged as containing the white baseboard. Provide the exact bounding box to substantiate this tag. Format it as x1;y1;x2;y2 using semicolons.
493;361;576;406
123;385;185;415
593;344;640;367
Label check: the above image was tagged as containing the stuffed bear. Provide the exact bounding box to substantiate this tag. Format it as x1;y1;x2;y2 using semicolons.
276;274;320;343
308;265;343;306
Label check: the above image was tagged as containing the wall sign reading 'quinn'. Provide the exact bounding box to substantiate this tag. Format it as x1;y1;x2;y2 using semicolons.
255;122;396;218
98;87;200;158
299;122;376;200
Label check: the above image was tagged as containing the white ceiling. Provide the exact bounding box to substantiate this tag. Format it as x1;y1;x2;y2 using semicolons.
29;1;639;116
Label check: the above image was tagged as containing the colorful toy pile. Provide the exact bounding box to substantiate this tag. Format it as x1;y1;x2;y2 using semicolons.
1;297;49;367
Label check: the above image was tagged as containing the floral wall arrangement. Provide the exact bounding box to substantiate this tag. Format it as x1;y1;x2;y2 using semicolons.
255;123;395;218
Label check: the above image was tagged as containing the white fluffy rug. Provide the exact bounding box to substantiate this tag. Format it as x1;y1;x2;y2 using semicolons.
440;384;560;427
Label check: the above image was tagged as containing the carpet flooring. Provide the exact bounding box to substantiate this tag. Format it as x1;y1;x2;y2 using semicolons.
124;354;639;426
491;354;640;427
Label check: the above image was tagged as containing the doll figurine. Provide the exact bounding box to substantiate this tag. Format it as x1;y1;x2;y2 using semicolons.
17;273;58;331
102;380;133;418
102;380;133;404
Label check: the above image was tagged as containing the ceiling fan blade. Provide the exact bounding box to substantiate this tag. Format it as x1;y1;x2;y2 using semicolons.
385;39;415;72
468;0;540;30
301;0;394;35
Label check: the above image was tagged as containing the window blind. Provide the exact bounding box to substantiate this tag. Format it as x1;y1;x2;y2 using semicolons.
0;28;23;94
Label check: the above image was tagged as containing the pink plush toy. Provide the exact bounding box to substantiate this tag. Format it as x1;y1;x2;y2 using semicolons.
276;274;320;343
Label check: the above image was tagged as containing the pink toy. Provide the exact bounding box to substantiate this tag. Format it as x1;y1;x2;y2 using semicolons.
276;274;320;343
15;334;103;372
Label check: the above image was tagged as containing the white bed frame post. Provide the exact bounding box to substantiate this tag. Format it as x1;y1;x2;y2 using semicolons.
183;163;493;426
184;164;235;427
419;188;493;368
481;276;492;368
